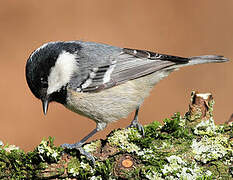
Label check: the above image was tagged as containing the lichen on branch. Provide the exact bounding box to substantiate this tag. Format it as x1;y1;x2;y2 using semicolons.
0;92;232;179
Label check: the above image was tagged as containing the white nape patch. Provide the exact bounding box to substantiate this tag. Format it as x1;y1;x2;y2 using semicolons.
47;51;77;95
103;64;115;83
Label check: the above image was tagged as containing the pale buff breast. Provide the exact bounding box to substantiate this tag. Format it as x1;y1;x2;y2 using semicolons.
65;70;173;124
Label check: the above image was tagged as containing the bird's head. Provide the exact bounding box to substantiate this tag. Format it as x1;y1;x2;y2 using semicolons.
25;41;81;114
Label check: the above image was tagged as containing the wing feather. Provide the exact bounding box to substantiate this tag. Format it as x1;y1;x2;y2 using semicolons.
76;47;189;92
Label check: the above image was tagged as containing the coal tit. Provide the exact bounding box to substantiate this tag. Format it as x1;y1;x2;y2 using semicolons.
25;41;228;162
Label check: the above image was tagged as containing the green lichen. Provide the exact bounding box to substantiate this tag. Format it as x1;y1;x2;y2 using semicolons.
0;141;42;179
94;160;114;178
161;113;192;139
67;153;115;179
187;107;203;122
208;98;215;117
0;140;3;147
90;175;103;180
67;157;94;178
193;117;216;136
129;120;161;148
108;128;141;154
0;100;232;179
36;136;62;162
161;155;212;179
83;140;101;153
3;144;19;152
0;137;65;179
191;134;231;163
141;166;163;180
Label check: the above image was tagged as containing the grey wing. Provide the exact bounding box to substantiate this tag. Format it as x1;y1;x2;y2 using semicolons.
110;48;189;85
74;45;189;92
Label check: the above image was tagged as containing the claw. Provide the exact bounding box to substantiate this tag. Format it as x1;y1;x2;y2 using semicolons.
60;128;100;166
128;121;145;137
61;143;95;166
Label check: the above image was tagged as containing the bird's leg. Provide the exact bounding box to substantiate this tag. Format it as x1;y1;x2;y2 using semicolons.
61;122;107;165
127;106;145;136
61;128;98;149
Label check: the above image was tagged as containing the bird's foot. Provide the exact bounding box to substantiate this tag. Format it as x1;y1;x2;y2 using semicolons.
61;143;95;165
127;120;145;137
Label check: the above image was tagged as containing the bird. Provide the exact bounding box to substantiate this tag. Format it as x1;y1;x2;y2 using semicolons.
25;41;228;163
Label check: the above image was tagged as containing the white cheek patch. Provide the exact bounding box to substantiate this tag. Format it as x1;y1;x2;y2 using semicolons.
47;51;77;95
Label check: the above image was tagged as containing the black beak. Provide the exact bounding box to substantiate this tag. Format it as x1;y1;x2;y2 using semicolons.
42;98;49;115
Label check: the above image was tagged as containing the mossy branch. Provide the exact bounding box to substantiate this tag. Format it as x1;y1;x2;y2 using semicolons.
0;92;232;179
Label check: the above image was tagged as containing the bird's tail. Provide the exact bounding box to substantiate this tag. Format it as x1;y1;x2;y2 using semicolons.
170;55;229;69
188;55;229;65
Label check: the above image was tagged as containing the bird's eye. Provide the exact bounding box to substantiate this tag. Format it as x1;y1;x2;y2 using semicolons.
41;83;48;88
40;77;48;88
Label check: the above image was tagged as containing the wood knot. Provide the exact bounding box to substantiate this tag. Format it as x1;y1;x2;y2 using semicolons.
114;154;137;177
188;91;214;120
121;156;134;168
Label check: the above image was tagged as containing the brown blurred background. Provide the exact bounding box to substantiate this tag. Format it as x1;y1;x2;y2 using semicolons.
0;0;232;151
